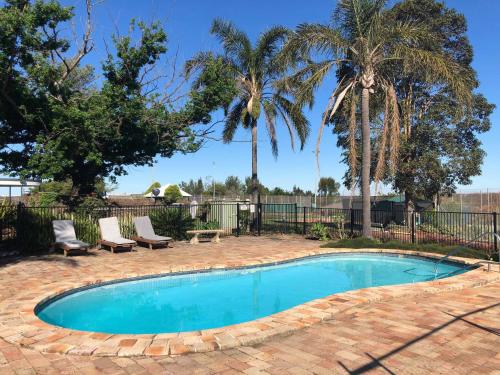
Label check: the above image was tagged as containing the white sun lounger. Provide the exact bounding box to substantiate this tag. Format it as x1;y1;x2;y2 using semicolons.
132;216;172;249
52;220;90;256
98;217;136;253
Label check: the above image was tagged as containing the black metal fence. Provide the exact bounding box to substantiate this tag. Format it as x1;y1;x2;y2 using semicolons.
0;202;498;257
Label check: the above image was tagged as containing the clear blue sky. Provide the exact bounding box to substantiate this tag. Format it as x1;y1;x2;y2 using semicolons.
61;1;500;194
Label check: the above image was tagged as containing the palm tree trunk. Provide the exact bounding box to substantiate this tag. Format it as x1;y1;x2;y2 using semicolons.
361;87;372;238
251;118;258;203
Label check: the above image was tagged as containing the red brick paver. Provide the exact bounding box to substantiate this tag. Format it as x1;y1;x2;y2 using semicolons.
0;236;498;374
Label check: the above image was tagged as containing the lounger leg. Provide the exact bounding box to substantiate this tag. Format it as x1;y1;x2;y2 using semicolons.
149;243;153;250
190;233;199;245
212;232;221;244
64;249;68;257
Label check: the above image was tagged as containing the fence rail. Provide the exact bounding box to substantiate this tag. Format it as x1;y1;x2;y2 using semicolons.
0;202;498;258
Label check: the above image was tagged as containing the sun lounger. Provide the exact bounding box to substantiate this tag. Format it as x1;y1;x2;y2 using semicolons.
52;220;90;256
132;216;172;249
98;217;136;253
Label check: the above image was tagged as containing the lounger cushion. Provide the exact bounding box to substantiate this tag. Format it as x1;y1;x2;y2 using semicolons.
134;216;172;242
53;220;77;242
99;217;126;242
142;234;172;242
104;237;136;245
56;240;90;249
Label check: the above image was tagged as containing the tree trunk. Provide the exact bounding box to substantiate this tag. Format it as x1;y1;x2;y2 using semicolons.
405;191;415;228
361;87;372;238
251;118;258;204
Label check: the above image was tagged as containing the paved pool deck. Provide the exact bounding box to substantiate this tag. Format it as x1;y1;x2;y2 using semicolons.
0;235;498;374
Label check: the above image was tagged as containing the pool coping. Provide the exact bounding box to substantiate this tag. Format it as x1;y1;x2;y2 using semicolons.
0;247;498;357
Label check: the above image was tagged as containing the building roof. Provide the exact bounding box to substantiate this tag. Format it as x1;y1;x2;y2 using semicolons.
143;184;192;198
0;178;41;188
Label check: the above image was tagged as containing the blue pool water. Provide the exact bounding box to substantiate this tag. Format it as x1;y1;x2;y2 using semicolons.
36;253;469;334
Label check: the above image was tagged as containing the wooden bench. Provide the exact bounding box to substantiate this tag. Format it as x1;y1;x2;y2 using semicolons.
186;229;224;245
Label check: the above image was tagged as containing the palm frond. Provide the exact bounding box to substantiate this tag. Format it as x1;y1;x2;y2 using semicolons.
274;95;310;150
223;100;245;143
391;45;475;104
255;26;290;75
316;80;354;173
334;0;386;40
374;89;390;185
211;19;252;70
388;84;400;175
262;100;278;157
283;60;336;108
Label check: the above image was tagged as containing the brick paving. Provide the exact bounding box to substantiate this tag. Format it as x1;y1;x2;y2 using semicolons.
0;236;498;374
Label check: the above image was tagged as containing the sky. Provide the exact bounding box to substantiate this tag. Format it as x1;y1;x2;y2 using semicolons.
29;1;500;194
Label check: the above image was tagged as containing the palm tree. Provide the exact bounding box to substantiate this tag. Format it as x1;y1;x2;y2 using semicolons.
186;19;310;203
281;0;473;237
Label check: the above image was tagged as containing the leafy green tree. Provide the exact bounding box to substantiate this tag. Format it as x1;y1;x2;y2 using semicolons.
269;187;290;195
333;0;493;213
281;0;474;236
387;0;494;211
144;182;161;195
179;178;205;195
244;177;269;196
318;177;340;196
163;185;182;204
187;19;310;203
224;176;244;196
0;1;234;196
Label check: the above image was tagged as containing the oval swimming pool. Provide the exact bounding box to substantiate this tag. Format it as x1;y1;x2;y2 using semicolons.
36;253;469;334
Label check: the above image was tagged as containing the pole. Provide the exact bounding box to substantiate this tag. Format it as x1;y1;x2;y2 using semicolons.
257;202;262;236
493;212;498;253
294;203;298;234
350;208;354;237
236;203;240;237
411;211;416;244
303;206;307;235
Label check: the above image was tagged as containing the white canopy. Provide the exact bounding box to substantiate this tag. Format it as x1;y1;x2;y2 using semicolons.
0;178;41;187
143;184;192;198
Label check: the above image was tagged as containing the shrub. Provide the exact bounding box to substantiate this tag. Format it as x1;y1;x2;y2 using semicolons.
149;207;194;240
16;208;57;252
329;213;347;239
163;185;182;204
0;199;16;224
199;221;220;230
309;223;330;241
74;197;107;218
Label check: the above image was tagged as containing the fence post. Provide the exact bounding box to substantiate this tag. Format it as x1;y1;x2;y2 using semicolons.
350;208;354;237
257;203;262;236
303;206;307;235
411;211;416;244
15;202;23;246
236;203;240;237
294;203;298;234
493;212;498;253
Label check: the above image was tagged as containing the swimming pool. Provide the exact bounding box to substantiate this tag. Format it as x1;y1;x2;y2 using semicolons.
36;253;470;334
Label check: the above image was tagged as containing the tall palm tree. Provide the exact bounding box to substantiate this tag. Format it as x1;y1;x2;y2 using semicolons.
281;0;473;237
186;19;310;203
